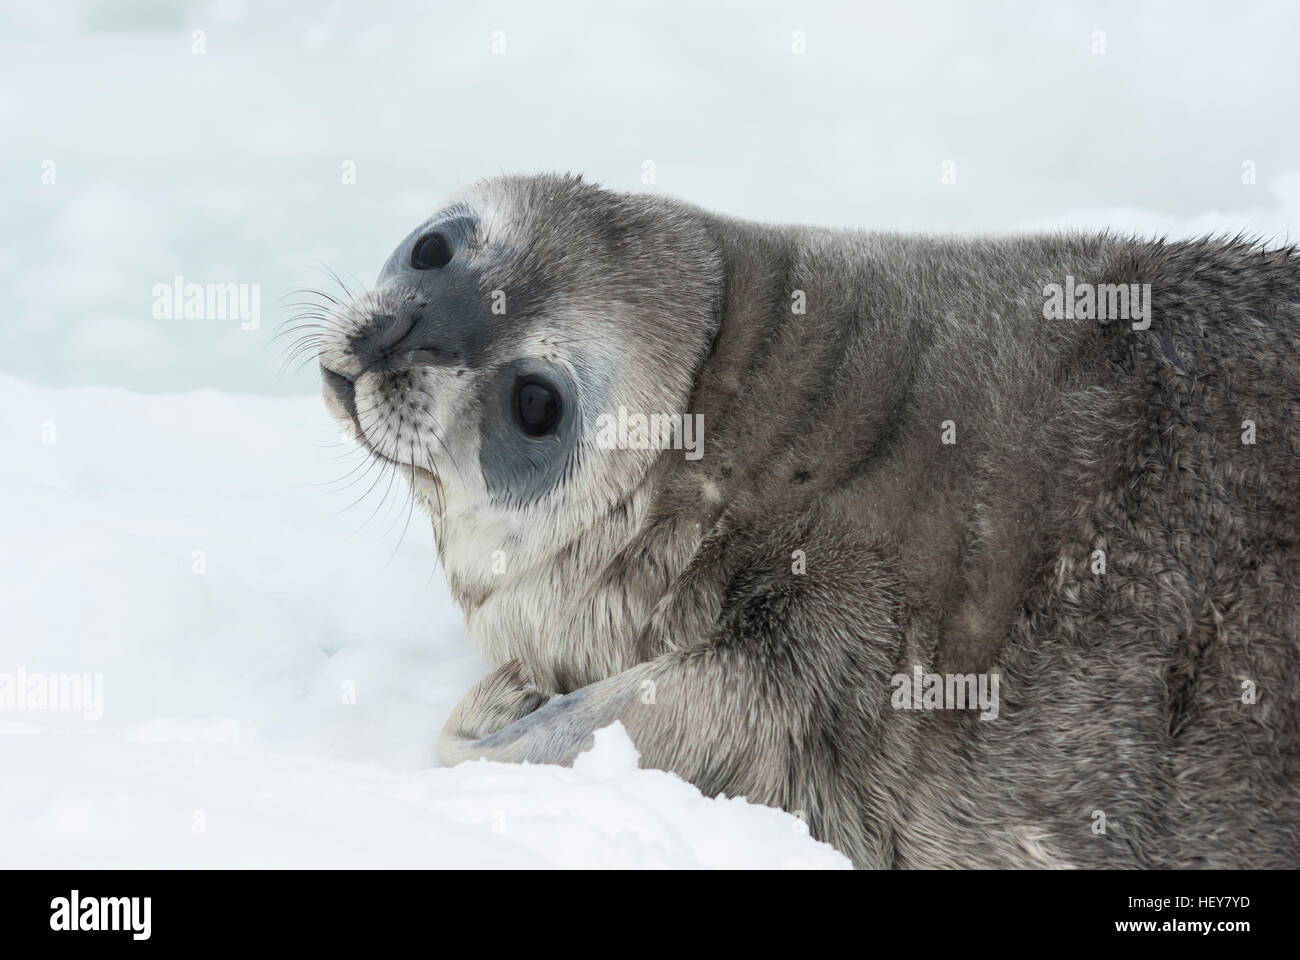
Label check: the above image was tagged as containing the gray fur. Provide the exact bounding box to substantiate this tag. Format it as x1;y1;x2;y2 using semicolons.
316;173;1300;868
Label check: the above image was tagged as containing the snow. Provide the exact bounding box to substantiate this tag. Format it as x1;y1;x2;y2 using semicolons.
0;374;848;868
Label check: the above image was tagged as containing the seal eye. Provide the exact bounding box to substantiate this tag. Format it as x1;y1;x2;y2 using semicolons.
513;379;560;437
411;231;453;269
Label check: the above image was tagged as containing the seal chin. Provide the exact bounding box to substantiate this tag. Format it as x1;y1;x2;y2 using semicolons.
321;360;447;507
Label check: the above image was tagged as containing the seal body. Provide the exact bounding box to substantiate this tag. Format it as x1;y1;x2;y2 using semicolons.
315;174;1300;868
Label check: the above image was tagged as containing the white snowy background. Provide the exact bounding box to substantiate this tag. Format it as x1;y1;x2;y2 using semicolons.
1;0;1297;867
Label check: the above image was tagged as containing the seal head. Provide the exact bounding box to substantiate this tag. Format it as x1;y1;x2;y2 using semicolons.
316;174;721;684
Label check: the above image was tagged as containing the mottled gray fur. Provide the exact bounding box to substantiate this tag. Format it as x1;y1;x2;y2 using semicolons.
316;174;1300;868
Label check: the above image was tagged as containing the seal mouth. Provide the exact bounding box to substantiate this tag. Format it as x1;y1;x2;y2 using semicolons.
321;361;442;489
354;419;443;488
321;365;357;419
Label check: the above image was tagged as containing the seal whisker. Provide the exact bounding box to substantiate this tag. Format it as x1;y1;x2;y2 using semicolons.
379;439;424;565
323;408;402;520
273;330;327;354
281;285;347;308
357;456;404;536
313;444;383;484
312;262;361;304
419;439;447;519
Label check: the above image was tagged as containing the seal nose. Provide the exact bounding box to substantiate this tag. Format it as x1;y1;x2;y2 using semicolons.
349;308;467;373
370;313;417;352
349;312;419;372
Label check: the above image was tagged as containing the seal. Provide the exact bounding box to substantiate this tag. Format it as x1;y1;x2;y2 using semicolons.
311;173;1300;868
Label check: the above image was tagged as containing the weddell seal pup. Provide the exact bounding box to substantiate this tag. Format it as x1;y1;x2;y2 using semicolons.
308;173;1300;868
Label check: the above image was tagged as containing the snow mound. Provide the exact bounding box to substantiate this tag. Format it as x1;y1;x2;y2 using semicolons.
0;375;847;869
